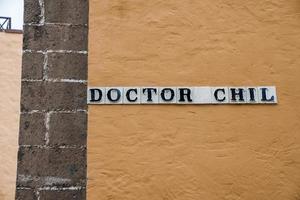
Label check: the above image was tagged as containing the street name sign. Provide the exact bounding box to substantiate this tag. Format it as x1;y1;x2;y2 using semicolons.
87;86;277;105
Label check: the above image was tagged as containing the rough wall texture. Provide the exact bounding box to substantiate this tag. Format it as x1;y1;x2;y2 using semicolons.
16;0;89;199
88;0;300;199
0;32;22;200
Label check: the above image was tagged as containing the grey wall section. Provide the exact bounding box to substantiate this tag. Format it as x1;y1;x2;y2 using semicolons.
15;0;88;199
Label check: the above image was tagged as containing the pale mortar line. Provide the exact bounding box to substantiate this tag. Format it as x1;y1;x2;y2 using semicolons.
38;0;45;24
21;78;87;83
38;186;86;191
21;79;43;82
22;49;37;53
24;22;88;27
21;109;87;114
19;145;87;149
44;112;50;145
57;145;87;149
21;110;42;114
36;190;40;200
23;50;88;54
42;53;48;80
53;79;87;83
46;50;88;54
16;187;32;190
18;174;73;185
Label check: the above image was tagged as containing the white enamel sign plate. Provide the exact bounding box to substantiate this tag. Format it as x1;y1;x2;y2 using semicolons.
87;86;277;105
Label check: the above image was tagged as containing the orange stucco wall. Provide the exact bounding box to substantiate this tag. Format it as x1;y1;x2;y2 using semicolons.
0;32;22;200
88;1;300;199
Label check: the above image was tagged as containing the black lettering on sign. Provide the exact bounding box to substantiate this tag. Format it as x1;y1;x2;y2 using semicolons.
90;88;102;102
214;88;226;102
126;89;138;102
260;88;275;102
107;88;121;102
87;86;277;105
178;88;192;102
161;88;175;102
248;88;256;102
230;88;245;102
143;88;157;102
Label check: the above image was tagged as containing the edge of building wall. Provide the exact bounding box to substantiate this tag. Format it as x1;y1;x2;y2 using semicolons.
15;0;89;199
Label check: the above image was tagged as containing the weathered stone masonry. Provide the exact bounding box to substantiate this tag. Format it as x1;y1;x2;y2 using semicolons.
16;0;88;199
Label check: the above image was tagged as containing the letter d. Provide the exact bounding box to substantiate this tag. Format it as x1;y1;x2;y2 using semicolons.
89;88;103;102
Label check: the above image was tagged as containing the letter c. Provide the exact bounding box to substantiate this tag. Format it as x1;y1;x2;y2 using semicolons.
126;89;138;102
214;88;226;102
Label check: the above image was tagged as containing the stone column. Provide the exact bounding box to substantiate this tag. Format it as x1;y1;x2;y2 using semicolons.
15;0;88;199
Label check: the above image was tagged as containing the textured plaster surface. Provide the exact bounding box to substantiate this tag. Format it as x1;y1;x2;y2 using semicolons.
88;0;300;199
0;32;22;200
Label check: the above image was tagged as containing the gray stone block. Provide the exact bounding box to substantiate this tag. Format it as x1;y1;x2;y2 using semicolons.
24;0;41;23
21;81;87;112
15;189;36;200
47;53;87;80
22;52;44;80
45;0;88;24
39;189;86;200
19;113;46;145
17;147;86;187
23;25;88;51
49;112;87;146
